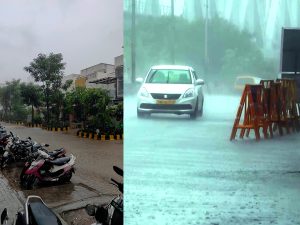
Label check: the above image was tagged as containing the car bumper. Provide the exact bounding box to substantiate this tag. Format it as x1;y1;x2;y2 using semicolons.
137;96;197;114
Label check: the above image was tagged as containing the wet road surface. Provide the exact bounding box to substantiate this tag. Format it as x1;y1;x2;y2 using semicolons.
125;94;300;225
0;123;123;224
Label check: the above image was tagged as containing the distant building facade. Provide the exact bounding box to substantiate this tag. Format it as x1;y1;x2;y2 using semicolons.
63;55;123;102
62;73;86;91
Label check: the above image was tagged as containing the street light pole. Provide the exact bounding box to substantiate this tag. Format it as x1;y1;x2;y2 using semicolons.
131;0;136;83
204;0;208;76
171;0;175;64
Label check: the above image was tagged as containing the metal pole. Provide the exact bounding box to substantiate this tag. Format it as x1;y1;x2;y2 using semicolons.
204;0;208;75
171;0;175;64
131;0;136;83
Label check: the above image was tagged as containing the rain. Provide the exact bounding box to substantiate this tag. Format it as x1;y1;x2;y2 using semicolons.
124;0;300;224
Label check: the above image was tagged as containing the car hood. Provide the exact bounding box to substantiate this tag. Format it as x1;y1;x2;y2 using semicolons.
142;83;193;94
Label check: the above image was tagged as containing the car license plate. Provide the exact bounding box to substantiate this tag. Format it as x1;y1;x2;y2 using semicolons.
156;99;175;104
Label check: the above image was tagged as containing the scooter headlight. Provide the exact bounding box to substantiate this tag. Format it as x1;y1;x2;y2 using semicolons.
183;88;194;98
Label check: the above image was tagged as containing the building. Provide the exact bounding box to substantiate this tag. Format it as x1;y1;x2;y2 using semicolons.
62;74;86;92
84;57;123;102
114;55;124;101
63;56;123;102
81;63;115;97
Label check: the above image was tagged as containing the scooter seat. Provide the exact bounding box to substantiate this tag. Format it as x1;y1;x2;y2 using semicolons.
49;156;70;166
29;201;62;225
48;148;64;157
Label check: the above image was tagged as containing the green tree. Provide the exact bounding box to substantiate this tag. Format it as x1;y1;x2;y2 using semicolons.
24;53;65;126
0;80;27;122
20;82;42;124
65;87;112;131
124;13;277;89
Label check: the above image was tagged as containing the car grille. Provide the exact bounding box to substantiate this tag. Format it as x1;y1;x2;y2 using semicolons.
150;93;181;100
140;104;192;110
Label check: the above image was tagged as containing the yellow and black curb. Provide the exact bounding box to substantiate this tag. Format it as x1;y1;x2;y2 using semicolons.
11;122;122;140
76;131;123;141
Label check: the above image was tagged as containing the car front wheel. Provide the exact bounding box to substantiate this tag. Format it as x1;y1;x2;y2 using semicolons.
199;98;204;117
190;99;198;119
137;109;145;118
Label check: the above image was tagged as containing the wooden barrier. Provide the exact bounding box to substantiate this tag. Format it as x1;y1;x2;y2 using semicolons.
230;84;270;141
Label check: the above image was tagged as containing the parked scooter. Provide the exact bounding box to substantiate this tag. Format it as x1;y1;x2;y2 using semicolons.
1;195;63;225
85;166;123;225
21;150;76;189
20;148;67;185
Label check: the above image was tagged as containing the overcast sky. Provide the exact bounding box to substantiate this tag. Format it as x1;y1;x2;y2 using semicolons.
0;0;123;83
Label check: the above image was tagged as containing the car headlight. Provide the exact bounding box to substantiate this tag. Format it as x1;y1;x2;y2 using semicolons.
139;87;149;97
183;88;194;98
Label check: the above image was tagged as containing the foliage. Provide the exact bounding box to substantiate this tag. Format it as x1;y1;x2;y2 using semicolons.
24;53;66;125
65;87;118;132
0;79;28;121
124;13;277;88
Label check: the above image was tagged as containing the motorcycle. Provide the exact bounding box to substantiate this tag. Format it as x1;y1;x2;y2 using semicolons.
0;134;10;156
85;166;123;225
21;150;76;189
1;134;34;169
1;195;64;225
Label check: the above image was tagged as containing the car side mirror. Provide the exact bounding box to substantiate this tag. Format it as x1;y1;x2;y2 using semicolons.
1;208;8;224
196;79;205;85
85;204;96;216
135;77;143;83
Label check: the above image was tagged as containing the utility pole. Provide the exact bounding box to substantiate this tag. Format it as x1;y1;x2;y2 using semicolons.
131;0;136;83
204;0;209;76
171;0;175;64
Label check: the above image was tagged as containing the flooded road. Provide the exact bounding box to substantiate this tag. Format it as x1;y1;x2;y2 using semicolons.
125;94;300;225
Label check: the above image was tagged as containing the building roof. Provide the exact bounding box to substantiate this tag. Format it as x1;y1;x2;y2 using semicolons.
89;77;117;84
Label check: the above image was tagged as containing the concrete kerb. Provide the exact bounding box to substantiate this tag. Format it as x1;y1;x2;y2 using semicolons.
53;195;113;215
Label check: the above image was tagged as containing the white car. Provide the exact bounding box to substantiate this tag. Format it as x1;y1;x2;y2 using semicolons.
136;65;204;119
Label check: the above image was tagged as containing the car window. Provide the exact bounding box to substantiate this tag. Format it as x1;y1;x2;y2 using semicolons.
146;69;192;84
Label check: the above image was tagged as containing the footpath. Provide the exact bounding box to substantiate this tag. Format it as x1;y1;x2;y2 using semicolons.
0;174;22;224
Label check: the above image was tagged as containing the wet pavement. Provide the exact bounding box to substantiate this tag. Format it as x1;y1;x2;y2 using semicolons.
0;122;123;225
125;94;300;225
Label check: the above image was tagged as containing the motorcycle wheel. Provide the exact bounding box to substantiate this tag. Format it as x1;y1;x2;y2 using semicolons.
0;157;7;169
59;171;72;183
25;175;38;190
20;167;28;183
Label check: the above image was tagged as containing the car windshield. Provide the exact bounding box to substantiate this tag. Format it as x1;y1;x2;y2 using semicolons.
146;69;192;84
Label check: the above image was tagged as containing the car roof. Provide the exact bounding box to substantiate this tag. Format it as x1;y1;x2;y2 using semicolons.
150;65;193;70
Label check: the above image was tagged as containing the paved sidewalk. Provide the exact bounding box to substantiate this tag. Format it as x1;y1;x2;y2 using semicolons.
0;174;23;224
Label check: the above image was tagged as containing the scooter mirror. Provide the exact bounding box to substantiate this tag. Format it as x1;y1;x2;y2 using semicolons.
1;208;8;224
45;144;50;147
85;204;96;216
113;166;123;177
